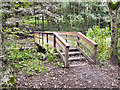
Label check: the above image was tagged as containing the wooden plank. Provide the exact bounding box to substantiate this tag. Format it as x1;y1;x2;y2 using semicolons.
57;32;77;35
69;48;79;51
76;39;94;56
68;57;85;61
77;46;94;63
77;32;98;48
54;32;70;47
34;31;77;36
61;51;81;55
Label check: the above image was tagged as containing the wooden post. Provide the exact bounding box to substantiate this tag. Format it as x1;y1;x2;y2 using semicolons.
93;45;97;64
46;34;48;43
42;33;44;46
53;34;56;48
66;35;67;42
65;46;69;67
39;33;40;45
77;36;80;46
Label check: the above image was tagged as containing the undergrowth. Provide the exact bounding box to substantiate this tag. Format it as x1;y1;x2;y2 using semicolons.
86;26;111;62
43;43;65;68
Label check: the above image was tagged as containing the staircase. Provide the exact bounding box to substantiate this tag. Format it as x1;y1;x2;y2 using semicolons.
60;47;86;67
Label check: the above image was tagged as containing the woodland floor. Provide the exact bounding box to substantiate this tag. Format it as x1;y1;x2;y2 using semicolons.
13;37;119;88
15;57;119;88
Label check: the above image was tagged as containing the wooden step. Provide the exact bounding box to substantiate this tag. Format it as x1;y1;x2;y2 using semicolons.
61;51;81;56
69;63;87;67
68;56;85;61
69;48;79;51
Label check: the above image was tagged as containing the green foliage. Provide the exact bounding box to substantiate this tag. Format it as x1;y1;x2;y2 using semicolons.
86;26;111;62
22;16;48;26
9;48;36;62
46;53;65;68
5;33;47;76
8;46;47;75
43;43;65;67
108;2;120;10
9;48;47;76
118;28;120;38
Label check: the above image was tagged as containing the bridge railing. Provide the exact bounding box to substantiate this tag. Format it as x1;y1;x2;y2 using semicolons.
77;32;98;64
34;31;70;67
58;32;98;64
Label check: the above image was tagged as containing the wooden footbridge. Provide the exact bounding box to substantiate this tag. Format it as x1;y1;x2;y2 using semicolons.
34;31;98;67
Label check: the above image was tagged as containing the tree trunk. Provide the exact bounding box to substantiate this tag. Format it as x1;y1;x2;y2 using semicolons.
107;2;120;65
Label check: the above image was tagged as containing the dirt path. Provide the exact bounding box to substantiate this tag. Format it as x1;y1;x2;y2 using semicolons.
15;59;118;88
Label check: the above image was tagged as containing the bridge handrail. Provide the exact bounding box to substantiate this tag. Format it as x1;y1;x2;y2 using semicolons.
77;32;98;48
34;31;70;67
54;32;70;47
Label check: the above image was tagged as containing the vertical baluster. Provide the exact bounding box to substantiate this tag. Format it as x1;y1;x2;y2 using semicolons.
66;35;67;42
42;33;43;46
53;34;56;48
77;36;80;47
46;34;48;43
39;33;40;45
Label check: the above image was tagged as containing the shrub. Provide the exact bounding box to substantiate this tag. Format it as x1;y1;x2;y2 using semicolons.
86;26;111;62
118;28;120;38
